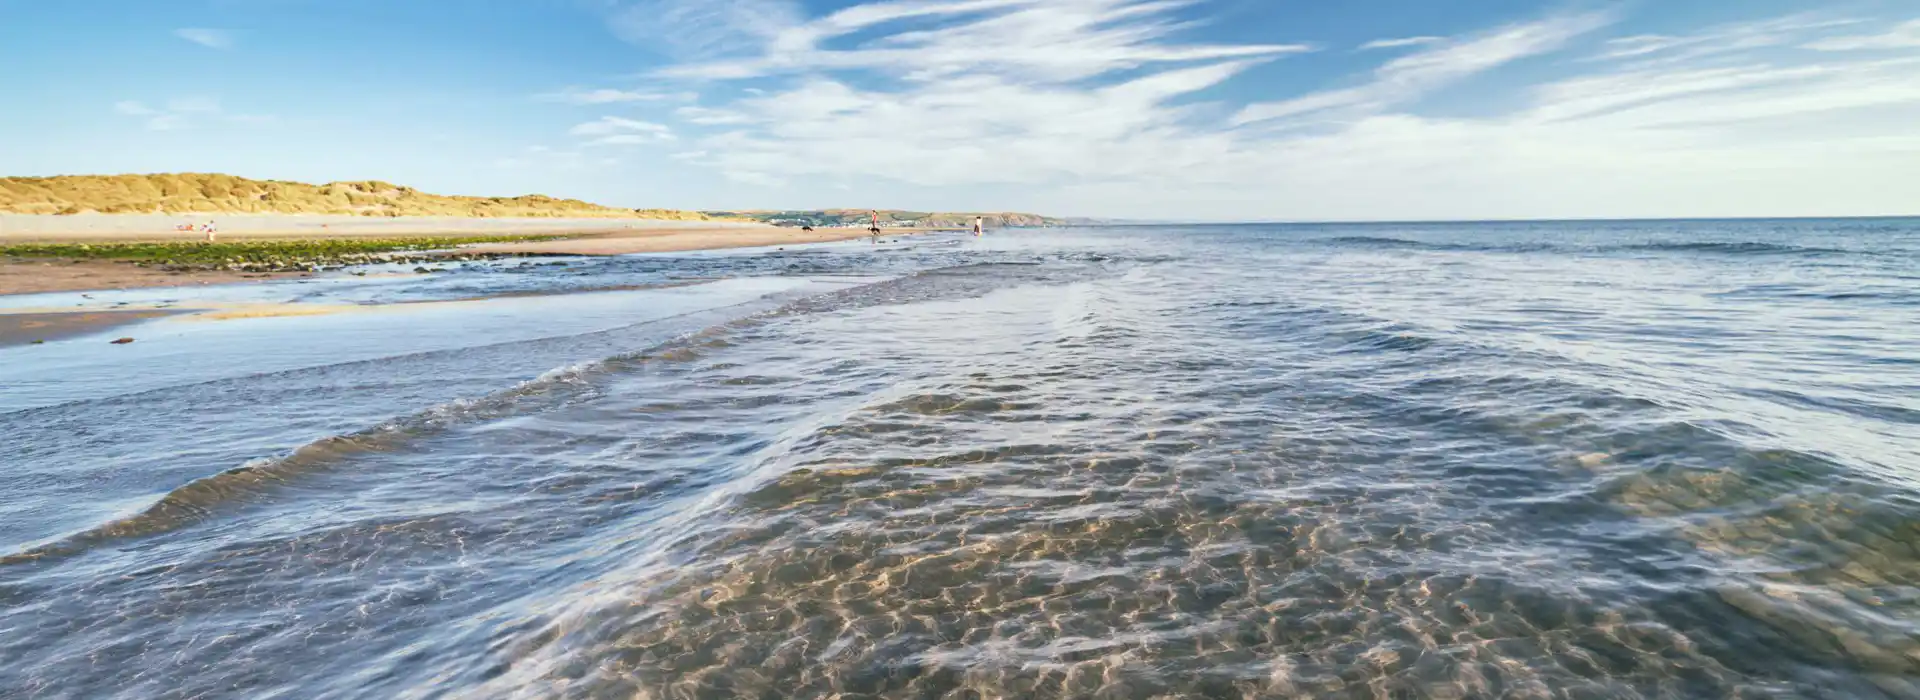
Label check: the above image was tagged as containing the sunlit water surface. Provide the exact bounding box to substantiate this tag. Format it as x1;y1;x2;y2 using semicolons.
3;221;1919;699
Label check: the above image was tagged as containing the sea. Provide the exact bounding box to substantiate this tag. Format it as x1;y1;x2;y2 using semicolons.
2;219;1918;699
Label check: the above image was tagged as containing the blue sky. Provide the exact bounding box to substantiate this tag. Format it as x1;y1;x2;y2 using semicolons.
3;0;1918;220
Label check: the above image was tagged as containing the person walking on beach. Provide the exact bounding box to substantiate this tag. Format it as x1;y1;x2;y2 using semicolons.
869;210;882;243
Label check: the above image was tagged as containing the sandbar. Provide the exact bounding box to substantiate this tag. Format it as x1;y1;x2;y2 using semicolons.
0;214;853;296
0;213;769;242
0;258;305;296
0;310;182;347
459;226;905;256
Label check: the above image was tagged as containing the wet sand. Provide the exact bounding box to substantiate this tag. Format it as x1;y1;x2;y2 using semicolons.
457;226;911;256
0;309;181;347
0;280;732;349
0;213;769;241
0;214;885;295
0;258;304;296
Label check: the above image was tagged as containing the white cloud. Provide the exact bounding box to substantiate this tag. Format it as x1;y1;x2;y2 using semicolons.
645;0;1312;82
174;28;233;50
574;2;1920;219
537;87;697;104
600;0;1311;188
1595;14;1865;64
1360;36;1442;51
1805;19;1920;52
605;0;806;59
112;96;272;131
674;105;754;125
495;146;610;171
723;169;787;187
592;134;666;145
569;116;674;137
1234;12;1615;125
569;116;677;145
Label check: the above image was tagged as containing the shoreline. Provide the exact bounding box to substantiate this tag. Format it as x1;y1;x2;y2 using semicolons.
457;225;916;256
0;279;724;347
0;213;768;241
0;309;185;347
0;258;310;296
0;214;920;296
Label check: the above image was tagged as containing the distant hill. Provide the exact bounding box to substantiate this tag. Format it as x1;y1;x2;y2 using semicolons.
0;173;718;220
707;209;1088;228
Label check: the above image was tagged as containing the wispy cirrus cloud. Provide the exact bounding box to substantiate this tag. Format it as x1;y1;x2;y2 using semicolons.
562;1;1920;219
569;116;676;145
1234;12;1615;126
113;97;270;131
1360;36;1442;51
1805;19;1920;52
537;87;697;104
673;105;753;125
1595;13;1865;63
174;28;233;50
494;145;622;170
589;0;1310;186
641;0;1312;82
605;0;805;59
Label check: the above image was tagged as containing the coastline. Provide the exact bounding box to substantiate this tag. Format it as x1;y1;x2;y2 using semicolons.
458;225;915;256
0;213;769;241
0;214;913;297
0;309;184;348
0;258;309;296
0;213;924;344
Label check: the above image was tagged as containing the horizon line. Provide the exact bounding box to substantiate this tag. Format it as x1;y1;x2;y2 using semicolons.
1085;214;1920;226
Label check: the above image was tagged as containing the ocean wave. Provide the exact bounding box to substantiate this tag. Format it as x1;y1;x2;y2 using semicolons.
0;320;757;566
1321;235;1463;251
1317;235;1875;258
1612;241;1856;256
2;376;593;565
0;260;1100;566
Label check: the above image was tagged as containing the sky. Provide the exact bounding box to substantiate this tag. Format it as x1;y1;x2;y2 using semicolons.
2;0;1918;221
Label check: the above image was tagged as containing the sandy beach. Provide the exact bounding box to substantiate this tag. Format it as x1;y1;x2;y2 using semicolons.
0;309;183;347
0;259;306;296
0;214;899;297
0;213;770;241
0;213;911;343
459;225;906;256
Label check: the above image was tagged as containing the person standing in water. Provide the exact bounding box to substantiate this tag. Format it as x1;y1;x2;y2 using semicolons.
869;210;882;243
972;216;984;237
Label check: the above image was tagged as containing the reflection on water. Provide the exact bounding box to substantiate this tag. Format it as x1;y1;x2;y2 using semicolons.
2;221;1919;698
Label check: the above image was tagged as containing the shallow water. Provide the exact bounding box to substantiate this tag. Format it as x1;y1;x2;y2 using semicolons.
3;221;1919;699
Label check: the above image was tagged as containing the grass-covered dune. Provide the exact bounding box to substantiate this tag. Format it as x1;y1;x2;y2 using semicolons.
0;173;718;220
